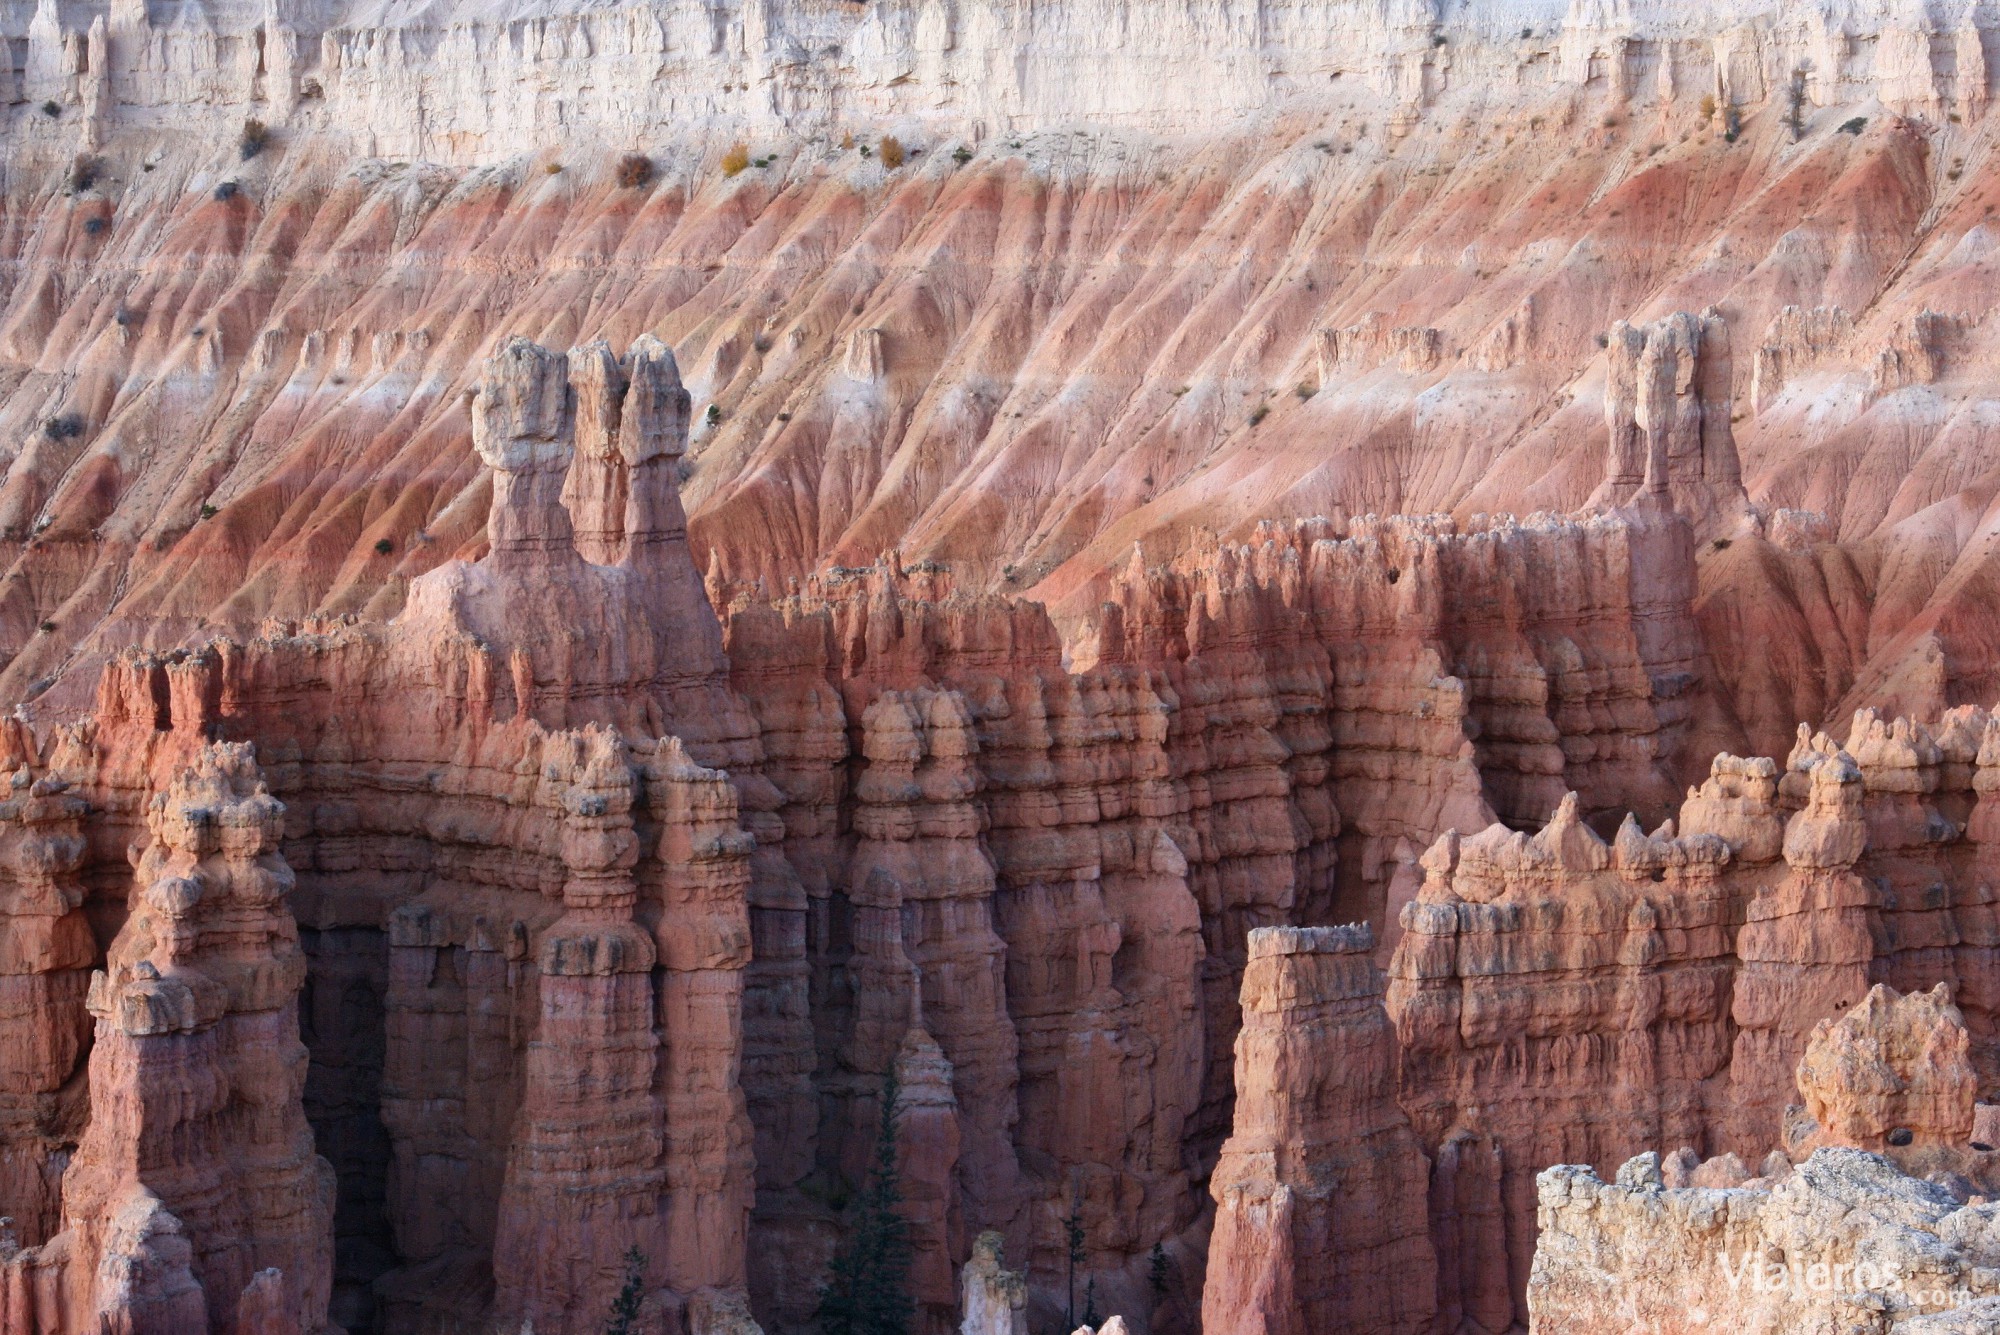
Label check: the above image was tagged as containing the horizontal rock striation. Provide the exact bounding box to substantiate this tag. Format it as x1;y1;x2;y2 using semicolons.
1387;696;2000;1326
7;46;2000;1318
1529;970;2000;1334
13;309;1979;1332
1202;924;1436;1335
0;316;1770;1333
4;1;1997;157
0;54;1993;756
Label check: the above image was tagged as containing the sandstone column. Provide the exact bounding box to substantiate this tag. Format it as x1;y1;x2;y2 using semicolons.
0;734;92;1249
1204;924;1436;1335
1727;746;1873;1148
493;728;666;1333
848;690;1021;1238
561;339;632;566
643;735;757;1295
474;335;579;574
54;743;334;1332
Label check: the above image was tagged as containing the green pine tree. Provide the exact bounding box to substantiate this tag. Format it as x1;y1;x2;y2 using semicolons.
604;1246;645;1335
817;1068;915;1335
1064;1196;1087;1327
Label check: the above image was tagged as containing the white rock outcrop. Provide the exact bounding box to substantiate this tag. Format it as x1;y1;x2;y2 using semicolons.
1530;1149;2000;1334
5;0;1997;162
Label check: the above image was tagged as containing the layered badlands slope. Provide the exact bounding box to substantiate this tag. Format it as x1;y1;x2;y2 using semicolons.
0;0;1998;763
7;2;2000;1335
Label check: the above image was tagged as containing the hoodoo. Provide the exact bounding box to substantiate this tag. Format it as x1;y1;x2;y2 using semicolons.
1;1;1999;1332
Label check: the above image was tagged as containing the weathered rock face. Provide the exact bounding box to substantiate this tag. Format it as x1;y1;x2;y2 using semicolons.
0;20;1998;766
10;4;2000;1324
0;334;774;1335
714;465;1737;1325
12;325;1995;1333
959;1231;1027;1335
1597;309;1746;531
2;741;333;1334
0;723;92;1251
1387;789;1744;1323
1528;965;2000;1334
1384;689;2000;1325
1531;1149;2000;1335
1202;925;1436;1335
7;0;1994;159
1793;983;1977;1155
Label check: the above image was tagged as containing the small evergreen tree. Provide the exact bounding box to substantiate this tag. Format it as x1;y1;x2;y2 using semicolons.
817;1069;914;1335
1784;68;1810;141
604;1246;645;1335
1064;1196;1086;1327
1149;1242;1171;1300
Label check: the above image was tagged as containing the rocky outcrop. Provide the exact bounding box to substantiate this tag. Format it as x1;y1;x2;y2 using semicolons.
1597;310;1746;530
2;1;1992;159
0;334;779;1334
1203;924;1436;1335
1530;1149;2000;1334
0;722;92;1250
1316;316;1446;378
710;481;1722;1321
0;66;1982;751
5;17;2000;1317
1792;983;1976;1155
2;742;333;1334
8;306;2000;1335
959;1231;1027;1335
1529;960;2000;1334
1724;740;1874;1146
1751;306;1853;413
1872;311;1966;397
489;728;666;1333
843;688;1018;1256
1388;790;1742;1322
1389;693;2000;1328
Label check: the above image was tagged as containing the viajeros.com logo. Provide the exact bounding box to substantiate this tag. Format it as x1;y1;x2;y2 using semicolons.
1716;1250;1974;1308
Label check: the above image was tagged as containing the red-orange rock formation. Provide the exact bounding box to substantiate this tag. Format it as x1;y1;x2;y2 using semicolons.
1529;977;2000;1334
1378;690;2000;1326
7;305;2000;1334
1595;309;1746;531
1202;924;1435;1335
1793;982;1977;1155
3;741;333;1333
0;330;792;1334
0;48;1992;779
9;14;2000;1318
0;724;92;1252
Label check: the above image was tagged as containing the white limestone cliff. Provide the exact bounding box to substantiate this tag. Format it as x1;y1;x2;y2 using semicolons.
2;0;1995;163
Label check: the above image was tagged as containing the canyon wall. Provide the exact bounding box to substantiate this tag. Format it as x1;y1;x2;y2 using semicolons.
0;319;1999;1335
1376;697;2000;1327
7;0;1998;159
0;0;1995;762
4;1;2000;1331
1527;983;2000;1333
0;322;1778;1332
1202;925;1436;1335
